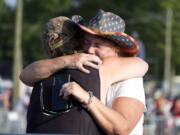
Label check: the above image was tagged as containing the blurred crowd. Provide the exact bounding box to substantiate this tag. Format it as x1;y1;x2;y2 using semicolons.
0;78;32;133
144;89;180;135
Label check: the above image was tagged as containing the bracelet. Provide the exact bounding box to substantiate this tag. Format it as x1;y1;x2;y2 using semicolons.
87;91;93;107
82;91;93;110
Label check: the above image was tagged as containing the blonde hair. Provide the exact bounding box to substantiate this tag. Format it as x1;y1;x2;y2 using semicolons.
41;16;83;58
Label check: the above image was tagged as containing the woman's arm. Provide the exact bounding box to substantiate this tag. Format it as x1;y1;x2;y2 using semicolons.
89;96;144;135
100;57;148;85
60;81;144;135
19;53;102;86
20;54;148;87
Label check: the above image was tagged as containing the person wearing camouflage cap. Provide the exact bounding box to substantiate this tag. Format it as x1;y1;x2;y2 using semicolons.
20;9;148;135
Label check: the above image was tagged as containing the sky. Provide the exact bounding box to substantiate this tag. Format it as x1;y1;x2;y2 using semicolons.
5;0;17;8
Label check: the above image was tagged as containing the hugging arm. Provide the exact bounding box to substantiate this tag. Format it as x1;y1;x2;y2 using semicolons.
60;78;145;135
20;53;148;87
19;53;102;86
100;56;148;85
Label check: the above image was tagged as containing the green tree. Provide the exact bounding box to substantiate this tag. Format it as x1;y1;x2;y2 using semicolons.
1;0;180;80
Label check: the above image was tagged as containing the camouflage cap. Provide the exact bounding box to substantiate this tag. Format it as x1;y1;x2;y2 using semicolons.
41;16;83;58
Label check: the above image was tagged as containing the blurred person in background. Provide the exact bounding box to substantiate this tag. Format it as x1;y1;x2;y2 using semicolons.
0;87;11;131
20;9;148;135
154;90;167;135
13;87;31;114
0;88;11;110
154;90;174;135
171;95;180;135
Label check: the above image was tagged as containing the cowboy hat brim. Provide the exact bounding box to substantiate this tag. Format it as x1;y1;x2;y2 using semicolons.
78;25;139;56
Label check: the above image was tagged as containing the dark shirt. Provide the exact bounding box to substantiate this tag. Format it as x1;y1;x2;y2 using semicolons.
26;66;106;135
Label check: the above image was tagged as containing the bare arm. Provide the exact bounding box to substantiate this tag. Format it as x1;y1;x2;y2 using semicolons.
20;55;148;87
19;57;66;86
60;81;144;135
100;57;148;85
89;97;144;135
19;53;102;86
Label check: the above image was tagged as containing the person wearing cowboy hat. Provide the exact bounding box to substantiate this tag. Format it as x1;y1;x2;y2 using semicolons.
20;9;148;135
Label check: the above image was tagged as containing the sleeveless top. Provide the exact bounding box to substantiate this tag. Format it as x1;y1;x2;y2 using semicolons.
26;66;107;135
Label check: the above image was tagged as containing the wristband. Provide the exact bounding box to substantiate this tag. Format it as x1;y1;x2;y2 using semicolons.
87;91;93;106
82;91;93;110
